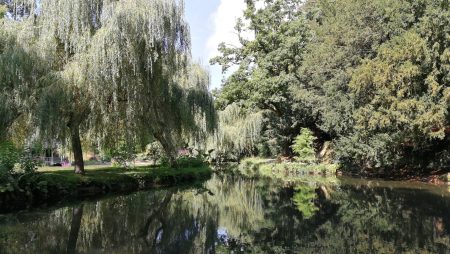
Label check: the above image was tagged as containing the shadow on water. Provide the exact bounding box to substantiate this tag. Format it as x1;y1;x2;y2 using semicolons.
0;170;449;253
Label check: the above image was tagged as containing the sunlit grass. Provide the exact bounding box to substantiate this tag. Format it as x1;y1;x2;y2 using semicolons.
236;157;339;186
38;161;154;172
38;164;113;172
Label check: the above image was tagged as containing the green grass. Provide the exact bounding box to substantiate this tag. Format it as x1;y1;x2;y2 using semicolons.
1;164;212;213
30;165;212;191
38;164;113;172
235;157;339;185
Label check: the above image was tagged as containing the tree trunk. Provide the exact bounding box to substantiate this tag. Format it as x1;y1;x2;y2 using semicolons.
154;132;177;168
70;123;85;174
66;205;84;254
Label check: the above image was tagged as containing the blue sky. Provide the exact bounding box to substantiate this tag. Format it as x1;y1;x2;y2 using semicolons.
185;0;249;90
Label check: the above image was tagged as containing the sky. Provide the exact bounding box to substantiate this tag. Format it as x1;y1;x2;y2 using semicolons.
185;0;249;90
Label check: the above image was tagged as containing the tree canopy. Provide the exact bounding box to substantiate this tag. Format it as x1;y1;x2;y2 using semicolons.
0;0;215;172
2;0;450;175
212;0;450;174
211;0;314;157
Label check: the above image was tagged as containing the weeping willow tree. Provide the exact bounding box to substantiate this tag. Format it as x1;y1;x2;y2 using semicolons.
84;0;215;166
1;0;112;174
209;103;263;159
0;6;45;142
37;61;91;174
1;0;215;172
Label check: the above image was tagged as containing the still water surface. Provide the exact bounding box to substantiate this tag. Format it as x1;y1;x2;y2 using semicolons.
0;173;449;253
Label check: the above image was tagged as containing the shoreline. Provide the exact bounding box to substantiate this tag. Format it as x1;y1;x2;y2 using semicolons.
234;157;450;186
339;170;450;186
0;165;212;214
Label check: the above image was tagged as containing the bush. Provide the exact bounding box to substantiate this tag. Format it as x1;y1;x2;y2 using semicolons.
111;143;136;168
17;148;38;174
0;141;20;174
144;142;165;163
0;141;20;192
291;128;317;163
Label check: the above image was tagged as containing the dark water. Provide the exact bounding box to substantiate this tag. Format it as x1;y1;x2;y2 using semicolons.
1;173;450;254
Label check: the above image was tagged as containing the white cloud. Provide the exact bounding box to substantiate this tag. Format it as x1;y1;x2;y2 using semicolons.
207;0;264;89
207;0;247;59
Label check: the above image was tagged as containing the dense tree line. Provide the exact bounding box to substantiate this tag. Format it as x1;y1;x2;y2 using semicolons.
1;0;450;176
212;0;450;175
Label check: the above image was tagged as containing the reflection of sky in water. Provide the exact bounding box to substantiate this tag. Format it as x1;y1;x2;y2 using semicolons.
217;227;228;240
217;227;247;251
156;229;163;244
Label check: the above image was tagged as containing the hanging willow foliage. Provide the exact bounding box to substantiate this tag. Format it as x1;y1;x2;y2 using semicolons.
1;0;215;168
0;14;45;140
180;63;217;148
82;0;215;162
210;103;264;156
0;0;105;152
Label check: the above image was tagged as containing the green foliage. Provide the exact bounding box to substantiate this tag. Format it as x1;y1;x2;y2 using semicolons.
143;142;165;163
298;0;421;136
159;156;205;168
0;141;19;174
175;157;206;168
292;185;319;219
211;0;312;157
327;1;450;169
209;103;264;160
2;0;449;175
0;141;40;193
0;4;6;18
236;157;338;181
0;20;44;141
17;148;38;174
1;0;216;171
84;3;216;162
291;128;317;162
110;142;137;169
212;0;450;172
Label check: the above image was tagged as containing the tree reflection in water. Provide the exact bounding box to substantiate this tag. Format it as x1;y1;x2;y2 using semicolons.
67;204;83;254
0;173;449;253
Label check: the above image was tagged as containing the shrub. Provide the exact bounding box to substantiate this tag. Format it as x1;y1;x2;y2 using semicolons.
145;142;165;163
0;141;20;174
0;141;20;192
18;148;38;174
111;143;136;168
291;128;317;163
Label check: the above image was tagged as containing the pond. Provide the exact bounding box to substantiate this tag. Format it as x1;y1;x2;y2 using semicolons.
0;172;449;253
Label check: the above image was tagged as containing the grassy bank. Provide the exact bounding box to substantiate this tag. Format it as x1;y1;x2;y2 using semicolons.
234;157;338;184
234;158;450;186
0;164;212;213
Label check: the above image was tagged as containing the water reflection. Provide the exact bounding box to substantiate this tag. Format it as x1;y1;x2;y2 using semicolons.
67;205;83;254
0;173;449;253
